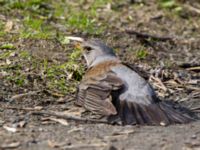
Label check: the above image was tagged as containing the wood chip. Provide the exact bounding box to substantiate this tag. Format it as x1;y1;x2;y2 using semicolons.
160;122;167;126
18;121;27;128
48;140;68;148
3;125;17;133
112;130;135;136
48;117;69;126
67;36;84;42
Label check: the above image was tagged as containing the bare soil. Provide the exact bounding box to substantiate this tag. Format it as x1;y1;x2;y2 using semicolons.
0;1;200;150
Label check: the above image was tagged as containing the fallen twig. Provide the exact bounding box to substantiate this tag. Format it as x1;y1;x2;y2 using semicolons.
61;143;108;149
178;62;200;68
125;29;173;41
10;90;41;101
3;107;106;124
43;117;69;126
184;4;200;15
190;106;200;111
31;111;109;124
150;75;168;92
0;142;21;149
3;106;43;111
186;66;200;72
43;89;65;97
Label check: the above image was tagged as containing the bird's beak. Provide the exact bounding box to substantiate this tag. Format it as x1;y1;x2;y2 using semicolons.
67;36;85;50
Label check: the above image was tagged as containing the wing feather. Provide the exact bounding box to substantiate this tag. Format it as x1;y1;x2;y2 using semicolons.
76;71;124;116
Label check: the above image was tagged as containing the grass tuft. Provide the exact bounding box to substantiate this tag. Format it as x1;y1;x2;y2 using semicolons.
135;49;148;59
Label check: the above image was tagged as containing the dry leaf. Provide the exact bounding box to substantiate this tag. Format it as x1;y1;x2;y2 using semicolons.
4;20;13;32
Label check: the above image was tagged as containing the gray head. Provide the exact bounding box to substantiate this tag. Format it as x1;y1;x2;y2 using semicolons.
81;39;117;67
68;37;117;67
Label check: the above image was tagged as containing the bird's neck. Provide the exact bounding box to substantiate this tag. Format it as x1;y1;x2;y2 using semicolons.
89;55;119;68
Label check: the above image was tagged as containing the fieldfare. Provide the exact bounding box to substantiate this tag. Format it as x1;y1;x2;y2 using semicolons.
68;37;193;126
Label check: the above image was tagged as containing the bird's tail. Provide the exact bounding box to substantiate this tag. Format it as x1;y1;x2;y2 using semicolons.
107;100;195;126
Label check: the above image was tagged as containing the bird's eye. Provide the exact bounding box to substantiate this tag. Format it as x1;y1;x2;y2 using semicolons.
84;46;92;52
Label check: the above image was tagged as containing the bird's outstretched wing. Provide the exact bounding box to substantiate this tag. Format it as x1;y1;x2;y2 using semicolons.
76;71;124;116
77;63;195;126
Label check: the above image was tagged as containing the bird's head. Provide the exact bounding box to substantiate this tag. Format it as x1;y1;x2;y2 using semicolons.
68;37;117;67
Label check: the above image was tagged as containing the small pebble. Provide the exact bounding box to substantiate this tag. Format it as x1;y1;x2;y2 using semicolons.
191;134;197;139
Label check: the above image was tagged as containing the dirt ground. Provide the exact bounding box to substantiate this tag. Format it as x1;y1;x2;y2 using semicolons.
0;0;200;150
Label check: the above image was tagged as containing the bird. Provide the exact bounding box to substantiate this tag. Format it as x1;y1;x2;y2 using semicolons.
68;37;194;126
